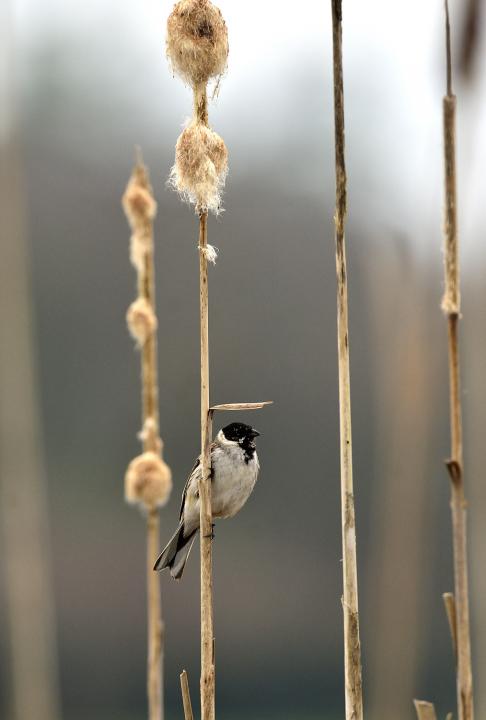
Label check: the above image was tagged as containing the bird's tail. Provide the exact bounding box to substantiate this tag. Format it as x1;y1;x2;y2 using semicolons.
153;521;197;580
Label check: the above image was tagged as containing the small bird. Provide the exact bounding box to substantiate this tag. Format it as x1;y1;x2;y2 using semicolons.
154;422;260;579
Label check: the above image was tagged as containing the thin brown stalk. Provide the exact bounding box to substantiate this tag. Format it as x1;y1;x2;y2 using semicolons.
140;209;159;442
147;507;163;720
413;700;438;720
198;209;215;720
138;165;164;720
330;3;363;720
180;670;195;720
123;158;170;720
441;4;474;719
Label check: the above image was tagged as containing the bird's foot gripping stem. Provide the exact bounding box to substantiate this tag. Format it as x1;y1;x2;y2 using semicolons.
203;523;215;540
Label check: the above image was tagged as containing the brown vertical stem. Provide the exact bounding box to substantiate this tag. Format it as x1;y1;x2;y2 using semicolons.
138;178;160;440
147;507;163;720
141;259;159;434
141;199;163;720
441;4;474;720
330;3;363;720
199;210;215;720
127;159;164;720
194;83;209;126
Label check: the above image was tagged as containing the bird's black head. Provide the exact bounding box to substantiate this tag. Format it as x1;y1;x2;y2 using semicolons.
221;422;260;463
222;422;260;443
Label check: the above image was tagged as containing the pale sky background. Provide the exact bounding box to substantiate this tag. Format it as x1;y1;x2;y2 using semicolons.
8;0;486;262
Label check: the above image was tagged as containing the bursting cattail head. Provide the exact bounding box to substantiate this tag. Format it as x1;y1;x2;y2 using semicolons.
126;297;158;347
125;452;172;509
170;120;228;214
167;0;228;86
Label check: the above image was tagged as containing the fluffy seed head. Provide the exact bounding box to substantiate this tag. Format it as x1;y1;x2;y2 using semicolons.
126;297;158;347
167;0;228;86
125;452;172;509
122;163;157;231
170;121;228;214
123;161;157;270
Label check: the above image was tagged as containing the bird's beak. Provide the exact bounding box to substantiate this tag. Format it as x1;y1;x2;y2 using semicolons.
250;429;260;438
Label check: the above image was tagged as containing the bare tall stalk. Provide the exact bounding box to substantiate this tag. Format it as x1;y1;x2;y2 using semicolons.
442;3;474;719
330;2;363;719
123;158;172;720
198;208;215;720
414;6;475;720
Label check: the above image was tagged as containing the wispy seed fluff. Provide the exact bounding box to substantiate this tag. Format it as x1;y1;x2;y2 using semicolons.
167;0;228;86
170;120;228;214
125;452;172;510
126;297;158;347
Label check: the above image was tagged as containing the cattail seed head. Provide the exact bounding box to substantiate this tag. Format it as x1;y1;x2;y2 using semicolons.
167;0;228;86
122;165;157;231
125;452;172;509
123;161;157;270
170;121;228;214
126;297;158;347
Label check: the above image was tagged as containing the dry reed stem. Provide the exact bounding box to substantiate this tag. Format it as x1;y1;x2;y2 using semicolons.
443;592;458;660
140;177;164;720
330;3;363;720
413;700;438;720
199;210;215;720
123;157;171;720
441;4;474;719
148;507;164;720
180;670;195;720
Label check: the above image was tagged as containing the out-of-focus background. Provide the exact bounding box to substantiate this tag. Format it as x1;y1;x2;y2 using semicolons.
1;0;485;719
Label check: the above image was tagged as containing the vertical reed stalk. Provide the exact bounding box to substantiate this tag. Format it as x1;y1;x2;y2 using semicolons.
330;3;363;719
442;4;474;719
123;158;172;720
138;165;164;720
147;507;163;720
198;208;215;720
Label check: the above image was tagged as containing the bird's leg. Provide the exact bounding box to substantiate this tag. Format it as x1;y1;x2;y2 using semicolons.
203;467;215;538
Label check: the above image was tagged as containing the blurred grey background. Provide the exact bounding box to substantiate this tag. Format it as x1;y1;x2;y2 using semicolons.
1;0;486;719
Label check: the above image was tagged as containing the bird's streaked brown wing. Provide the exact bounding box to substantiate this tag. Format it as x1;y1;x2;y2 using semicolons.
178;442;217;521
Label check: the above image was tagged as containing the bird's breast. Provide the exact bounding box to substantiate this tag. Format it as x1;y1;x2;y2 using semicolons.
211;450;259;519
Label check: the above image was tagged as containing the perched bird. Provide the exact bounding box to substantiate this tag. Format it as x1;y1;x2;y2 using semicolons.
154;422;260;579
